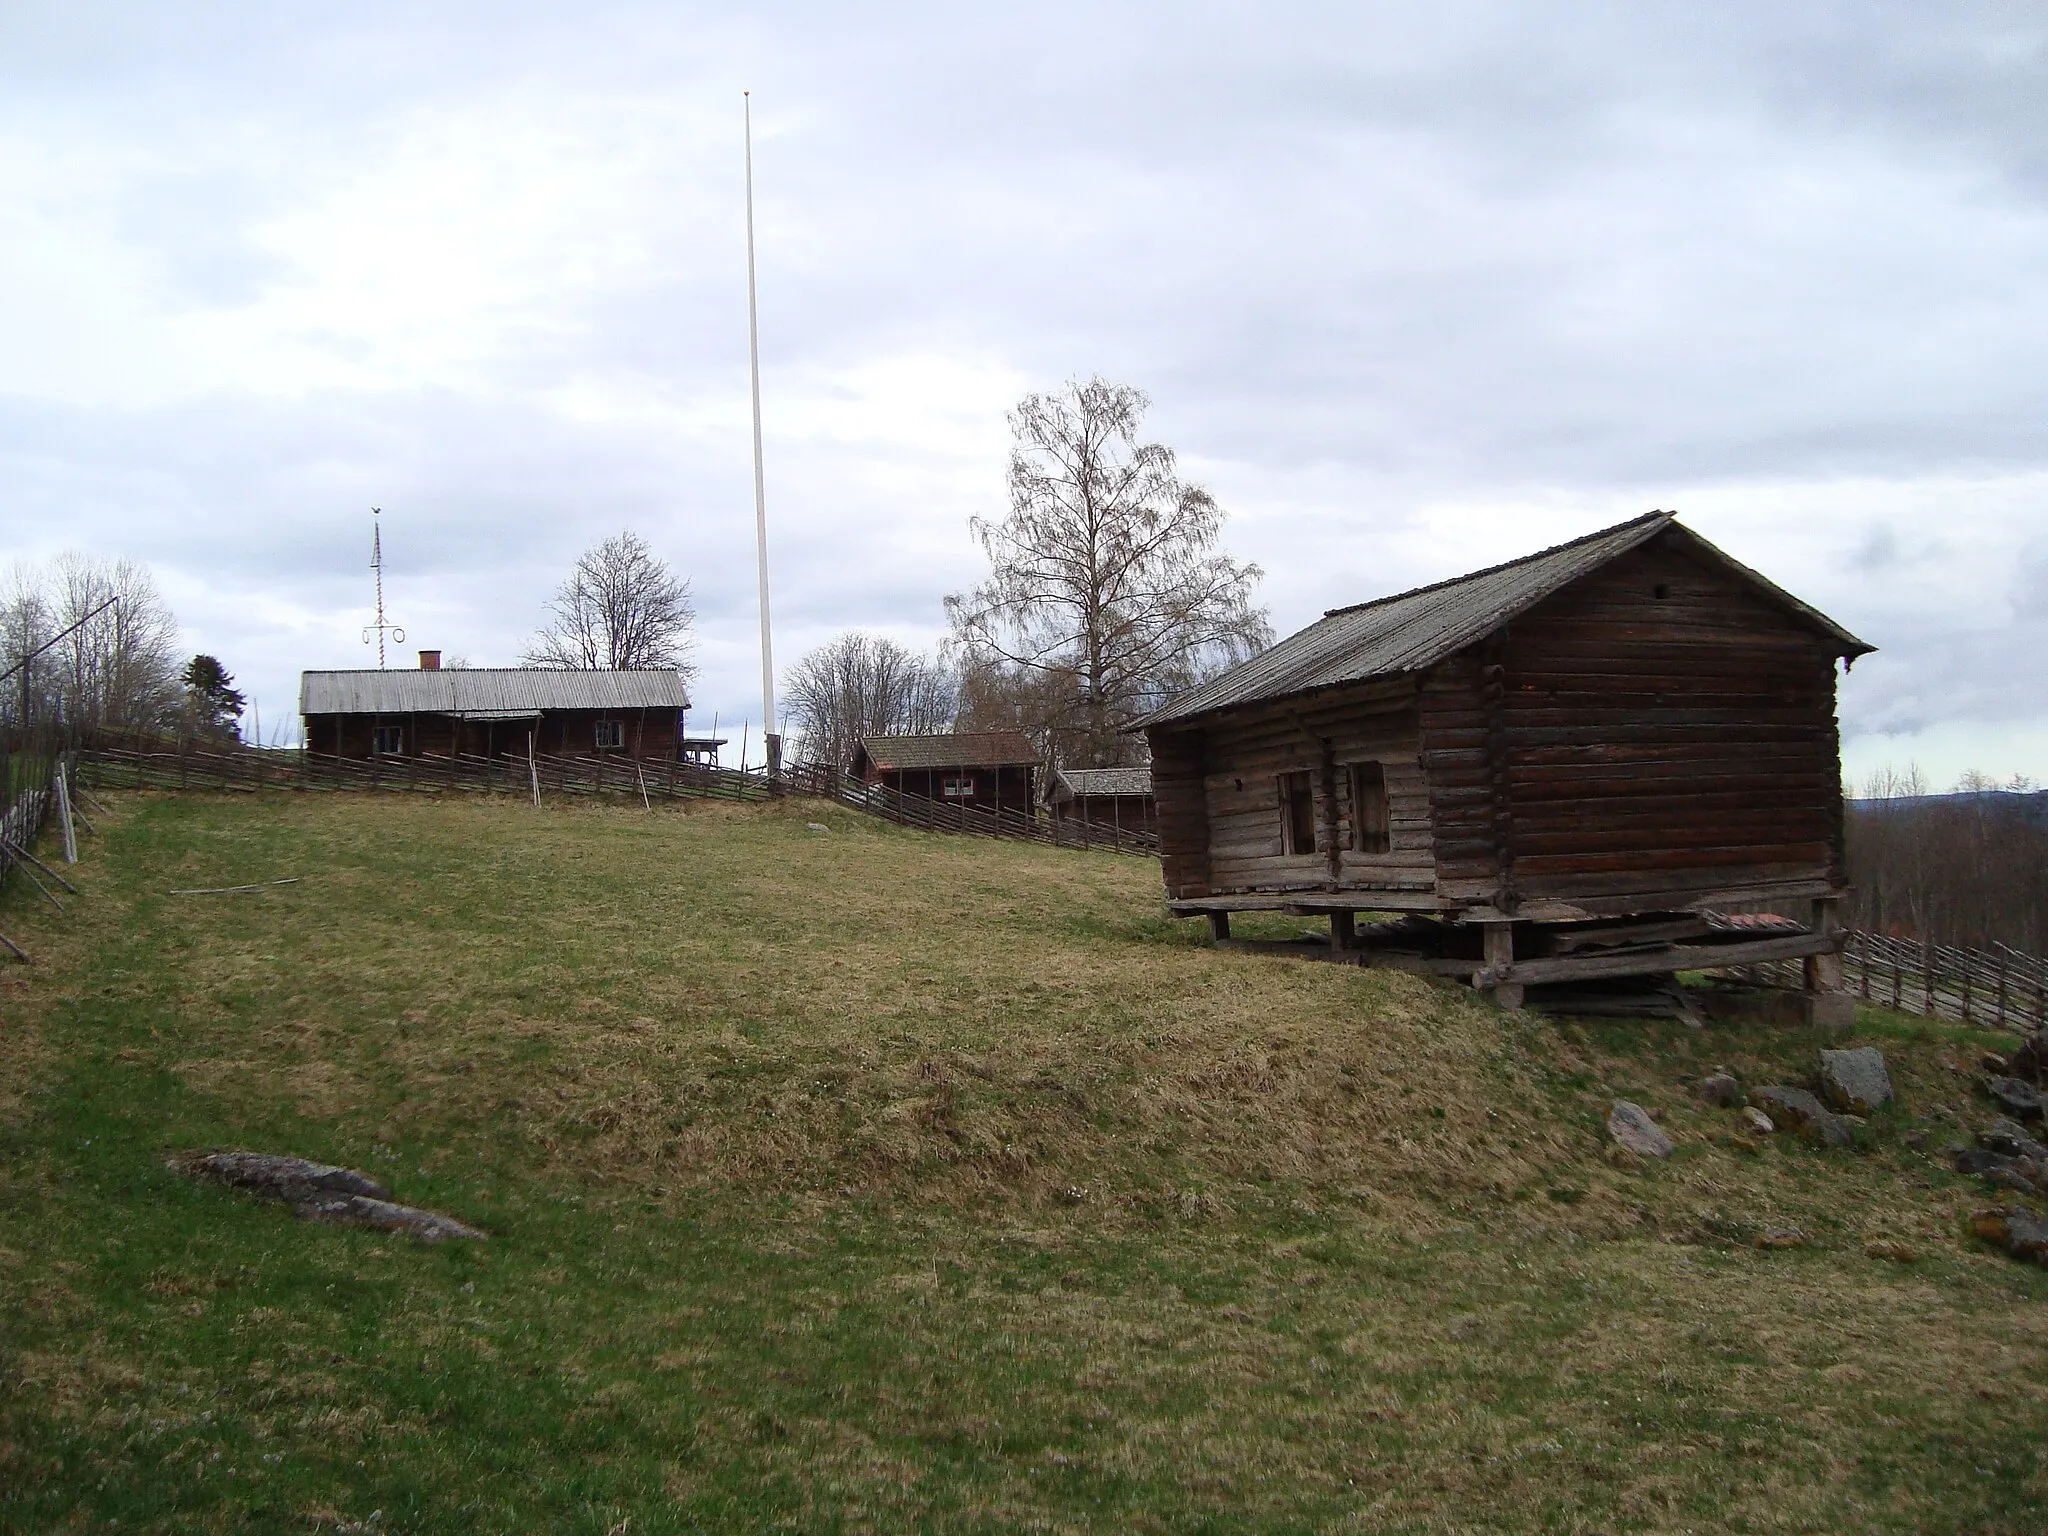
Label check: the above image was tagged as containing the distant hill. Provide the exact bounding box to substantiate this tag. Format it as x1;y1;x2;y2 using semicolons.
1847;788;2048;829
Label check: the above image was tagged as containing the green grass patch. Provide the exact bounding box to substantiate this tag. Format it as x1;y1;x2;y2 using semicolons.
1;791;2045;1532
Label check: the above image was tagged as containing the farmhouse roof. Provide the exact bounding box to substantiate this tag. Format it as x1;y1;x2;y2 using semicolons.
1136;512;1873;729
300;668;690;716
1049;766;1153;801
853;731;1038;771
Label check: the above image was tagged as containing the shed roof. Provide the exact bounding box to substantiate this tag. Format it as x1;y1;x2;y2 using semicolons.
1049;766;1153;802
300;668;689;716
854;731;1038;771
1137;512;1873;729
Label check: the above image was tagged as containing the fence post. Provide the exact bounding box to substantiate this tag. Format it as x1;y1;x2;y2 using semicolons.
1998;954;2009;1030
1923;938;1934;1018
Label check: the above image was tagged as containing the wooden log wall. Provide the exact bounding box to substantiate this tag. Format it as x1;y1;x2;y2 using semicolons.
1165;678;1434;897
1440;539;1847;909
1148;730;1211;897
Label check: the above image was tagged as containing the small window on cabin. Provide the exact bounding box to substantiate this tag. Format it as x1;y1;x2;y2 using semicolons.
372;725;403;756
1653;583;1671;599
1278;771;1317;855
594;720;625;750
1350;762;1391;855
942;776;976;798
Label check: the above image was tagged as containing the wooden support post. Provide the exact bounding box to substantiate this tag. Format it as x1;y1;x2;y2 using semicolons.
1329;910;1355;952
1478;923;1522;1011
55;765;77;864
1804;898;1852;1029
1206;911;1231;943
1923;937;1934;1017
1318;736;1342;885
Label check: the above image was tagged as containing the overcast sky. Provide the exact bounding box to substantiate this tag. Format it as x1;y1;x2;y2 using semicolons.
4;1;2046;784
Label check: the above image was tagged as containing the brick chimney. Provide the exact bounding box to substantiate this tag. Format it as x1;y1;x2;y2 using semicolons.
418;650;441;670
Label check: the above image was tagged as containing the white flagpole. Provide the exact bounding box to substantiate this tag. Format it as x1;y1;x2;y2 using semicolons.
743;91;779;777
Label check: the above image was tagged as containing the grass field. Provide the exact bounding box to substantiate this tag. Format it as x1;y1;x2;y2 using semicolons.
2;789;2045;1533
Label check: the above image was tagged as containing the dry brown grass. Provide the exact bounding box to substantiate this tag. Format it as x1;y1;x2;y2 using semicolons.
2;788;2045;1532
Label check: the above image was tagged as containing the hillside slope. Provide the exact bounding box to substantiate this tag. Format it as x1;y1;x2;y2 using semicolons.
1;792;2043;1532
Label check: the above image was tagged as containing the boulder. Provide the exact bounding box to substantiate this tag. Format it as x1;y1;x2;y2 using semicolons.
1971;1207;2048;1267
1985;1076;2046;1122
1696;1071;1744;1108
1950;1146;2048;1196
1743;1107;1776;1136
2004;1032;2048;1084
172;1151;391;1204
1607;1100;1674;1158
297;1194;487;1243
1978;1118;2048;1162
2008;1211;2048;1264
1751;1086;1853;1148
1753;1227;1805;1250
171;1149;484;1243
1819;1047;1893;1115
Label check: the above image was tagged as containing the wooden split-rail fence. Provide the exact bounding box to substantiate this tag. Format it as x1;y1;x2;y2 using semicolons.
781;763;1157;855
1734;930;2048;1036
74;746;1157;856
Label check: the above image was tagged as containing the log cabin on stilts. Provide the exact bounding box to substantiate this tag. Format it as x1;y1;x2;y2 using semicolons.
1134;512;1874;1022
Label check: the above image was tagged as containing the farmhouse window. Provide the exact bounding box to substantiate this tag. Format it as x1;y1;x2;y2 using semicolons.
942;776;976;798
372;725;403;755
594;720;625;750
1350;761;1391;854
1278;771;1317;855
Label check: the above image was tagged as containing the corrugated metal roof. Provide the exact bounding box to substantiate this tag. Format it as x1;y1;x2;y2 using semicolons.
1137;513;1873;728
1051;766;1153;801
856;731;1038;770
300;668;689;716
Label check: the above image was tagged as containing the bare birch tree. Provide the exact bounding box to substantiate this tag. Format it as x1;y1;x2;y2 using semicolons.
2;555;180;739
783;632;957;767
945;377;1270;767
524;531;696;675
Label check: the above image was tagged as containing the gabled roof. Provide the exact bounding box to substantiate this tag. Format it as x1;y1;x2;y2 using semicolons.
853;731;1038;771
1049;766;1153;802
301;668;689;716
1137;512;1873;729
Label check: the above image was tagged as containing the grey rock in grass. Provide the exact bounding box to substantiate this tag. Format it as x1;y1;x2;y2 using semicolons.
172;1150;484;1242
1607;1100;1673;1158
1743;1107;1776;1136
2004;1032;2048;1083
2005;1211;2048;1264
1971;1207;2048;1267
296;1194;486;1243
1696;1071;1744;1109
806;822;831;832
1978;1118;2048;1163
1819;1047;1893;1115
1750;1086;1853;1148
172;1151;391;1204
1984;1076;2046;1122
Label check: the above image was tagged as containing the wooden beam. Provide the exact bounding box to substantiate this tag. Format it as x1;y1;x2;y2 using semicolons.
1477;928;1840;987
1169;890;1449;916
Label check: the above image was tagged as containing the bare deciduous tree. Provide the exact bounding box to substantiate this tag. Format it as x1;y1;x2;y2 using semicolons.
945;377;1270;767
55;554;182;734
1846;763;2048;952
525;531;696;674
2;554;181;739
783;632;957;768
